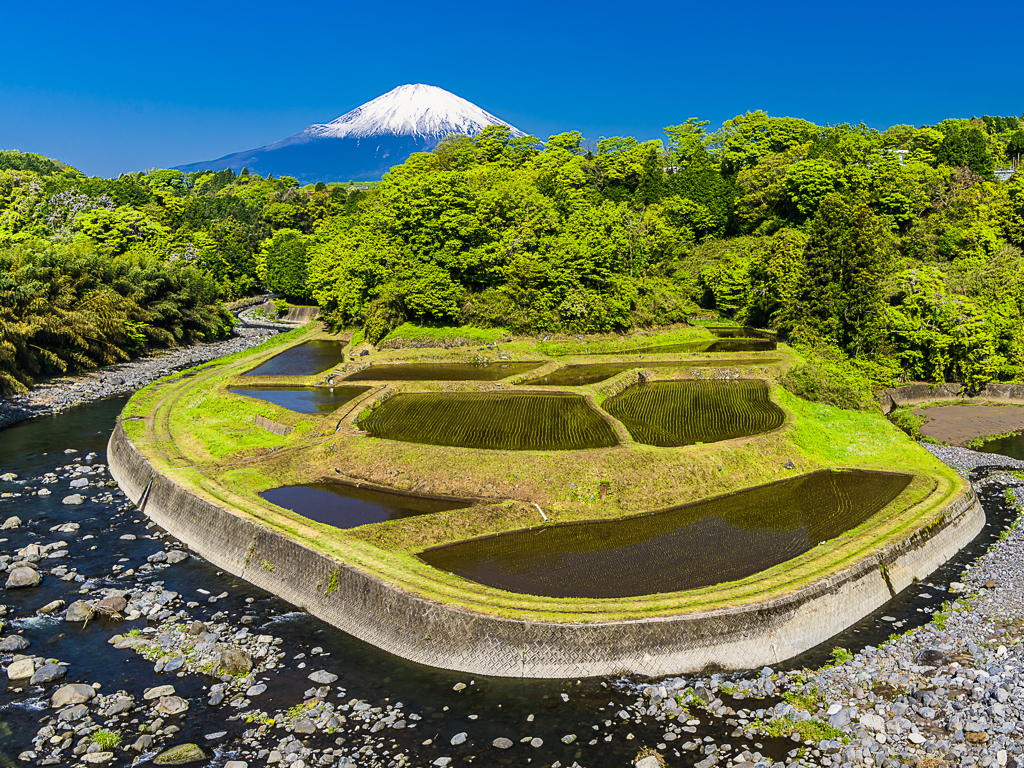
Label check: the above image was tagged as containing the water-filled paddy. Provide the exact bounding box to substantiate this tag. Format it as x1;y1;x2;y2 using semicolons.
260;482;470;529
343;361;542;382
603;379;785;446
360;392;619;450
228;385;369;414
242;340;345;377
520;358;782;386
419;470;912;598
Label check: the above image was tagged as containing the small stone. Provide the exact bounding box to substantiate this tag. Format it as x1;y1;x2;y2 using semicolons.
451;732;467;745
144;684;176;700
530;738;543;748
219;650;252;675
1;516;22;530
204;732;228;742
38;600;65;614
635;758;662;768
57;703;89;721
82;753;114;764
307;670;338;685
65;600;94;622
6;567;41;589
246;684;267;696
166;550;189;564
69;478;89;488
293;719;316;734
949;581;967;594
30;663;66;684
561;734;576;744
914;648;950;666
859;713;885;732
153;743;206;764
433;759;452;767
224;762;248;768
492;738;513;749
61;494;85;505
155;696;189;716
52;684;95;707
453;682;467;691
95;595;127;614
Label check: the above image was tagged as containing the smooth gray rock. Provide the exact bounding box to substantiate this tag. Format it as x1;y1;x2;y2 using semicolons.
6;567;40;588
52;684;95;707
307;670;337;685
1;516;22;530
61;494;85;505
155;696;189;716
166;550;189;564
65;600;94;622
31;663;66;684
0;635;30;651
57;703;89;721
492;738;513;749
292;719;316;734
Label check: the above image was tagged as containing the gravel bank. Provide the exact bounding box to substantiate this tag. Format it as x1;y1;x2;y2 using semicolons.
0;324;278;430
921;443;1024;476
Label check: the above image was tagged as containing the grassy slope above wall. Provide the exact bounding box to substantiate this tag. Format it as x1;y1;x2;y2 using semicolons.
120;325;966;622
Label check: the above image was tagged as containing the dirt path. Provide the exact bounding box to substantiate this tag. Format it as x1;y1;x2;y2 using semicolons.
913;402;1024;445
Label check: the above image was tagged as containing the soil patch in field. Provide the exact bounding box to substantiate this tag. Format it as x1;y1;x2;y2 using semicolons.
913;403;1024;446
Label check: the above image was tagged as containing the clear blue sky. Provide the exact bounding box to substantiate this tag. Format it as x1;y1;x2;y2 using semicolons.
2;0;1020;178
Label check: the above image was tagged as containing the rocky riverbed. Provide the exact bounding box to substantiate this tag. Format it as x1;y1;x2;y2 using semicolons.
0;324;278;430
1;398;1022;767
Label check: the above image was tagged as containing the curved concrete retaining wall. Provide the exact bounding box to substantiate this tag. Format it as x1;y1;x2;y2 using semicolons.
879;382;1024;414
108;421;984;678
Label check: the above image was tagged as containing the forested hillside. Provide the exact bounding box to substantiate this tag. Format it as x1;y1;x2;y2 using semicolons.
2;110;1024;398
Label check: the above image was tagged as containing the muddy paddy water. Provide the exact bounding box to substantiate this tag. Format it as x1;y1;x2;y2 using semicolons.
242;340;345;377
519;358;782;387
359;391;619;450
343;361;542;382
420;470;911;598
259;483;469;529
0;398;1016;767
227;385;369;414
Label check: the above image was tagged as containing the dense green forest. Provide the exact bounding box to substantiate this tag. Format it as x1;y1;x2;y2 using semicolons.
3;110;1024;400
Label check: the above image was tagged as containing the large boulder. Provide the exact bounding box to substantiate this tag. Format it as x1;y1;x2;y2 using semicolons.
6;567;41;589
218;650;252;676
6;658;35;679
1;516;22;530
52;684;95;708
65;601;94;623
0;635;30;652
61;494;85;505
95;595;127;614
30;663;66;685
153;743;206;765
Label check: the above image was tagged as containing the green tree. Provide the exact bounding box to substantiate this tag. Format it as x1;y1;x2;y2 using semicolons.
259;229;309;299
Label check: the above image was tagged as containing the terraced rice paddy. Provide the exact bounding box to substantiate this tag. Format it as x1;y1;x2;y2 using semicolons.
359;392;619;450
519;358;782;387
243;340;346;377
603;380;785;446
260;482;470;529
343;361;542;382
228;386;369;414
419;470;912;598
568;338;776;356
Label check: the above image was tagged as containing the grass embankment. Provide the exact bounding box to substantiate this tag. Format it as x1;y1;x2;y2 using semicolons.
119;325;966;622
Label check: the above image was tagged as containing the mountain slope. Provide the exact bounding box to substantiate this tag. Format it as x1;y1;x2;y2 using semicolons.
174;84;524;183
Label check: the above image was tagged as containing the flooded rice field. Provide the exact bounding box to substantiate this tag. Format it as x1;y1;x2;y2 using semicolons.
343;362;542;382
518;358;782;387
259;483;470;529
359;392;620;451
419;470;911;598
603;380;785;447
242;340;346;377
228;386;369;414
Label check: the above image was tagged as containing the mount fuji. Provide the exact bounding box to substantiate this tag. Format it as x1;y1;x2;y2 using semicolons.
174;84;526;183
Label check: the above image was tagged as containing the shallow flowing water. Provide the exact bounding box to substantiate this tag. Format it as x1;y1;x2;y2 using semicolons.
0;399;1016;767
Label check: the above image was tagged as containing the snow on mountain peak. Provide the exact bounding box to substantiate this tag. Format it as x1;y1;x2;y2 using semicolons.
300;84;526;141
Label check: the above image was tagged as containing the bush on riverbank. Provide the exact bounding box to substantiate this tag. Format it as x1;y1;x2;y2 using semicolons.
0;241;233;395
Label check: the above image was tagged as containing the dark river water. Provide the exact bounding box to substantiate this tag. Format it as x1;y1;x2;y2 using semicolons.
0;398;1016;766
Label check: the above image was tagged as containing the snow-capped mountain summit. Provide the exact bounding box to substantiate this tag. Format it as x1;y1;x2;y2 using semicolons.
301;84;526;141
174;84;525;183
